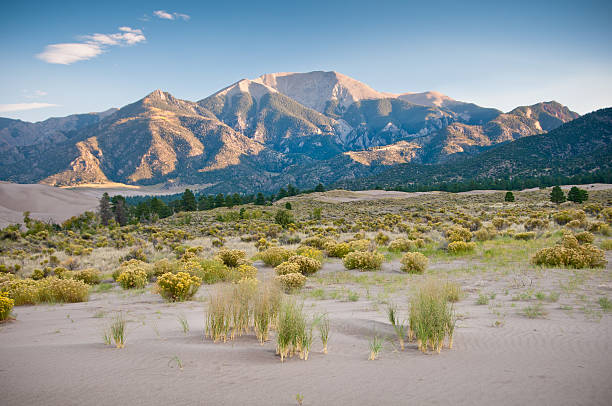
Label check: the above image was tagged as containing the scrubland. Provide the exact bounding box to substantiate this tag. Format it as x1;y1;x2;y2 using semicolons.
1;187;612;405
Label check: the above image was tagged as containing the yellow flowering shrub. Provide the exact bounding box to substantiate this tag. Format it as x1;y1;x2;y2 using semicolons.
36;277;89;303
343;251;384;271
532;234;606;268
286;255;321;276
0;278;38;305
400;252;429;274
216;249;246;267
445;226;472;243
388;238;424;252
259;247;294;267
295;246;323;261
275;273;306;292
325;241;352;258
447;241;476;254
234;264;257;280
0;292;15;320
73;268;102;285
156;272;202;302
275;261;301;276
117;268;148;289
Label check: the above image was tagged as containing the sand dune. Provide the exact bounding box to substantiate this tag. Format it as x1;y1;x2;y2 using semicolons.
0;182;99;227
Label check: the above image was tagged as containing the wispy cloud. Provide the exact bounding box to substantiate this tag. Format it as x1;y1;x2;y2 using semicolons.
22;90;48;99
154;10;190;21
0;103;59;113
36;27;145;65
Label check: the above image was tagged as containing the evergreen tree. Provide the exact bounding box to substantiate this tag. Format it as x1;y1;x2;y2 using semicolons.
567;186;588;204
275;209;293;228
99;192;113;226
504;191;515;202
550;186;566;204
181;189;197;211
285;202;292;210
214;193;225;208
287;184;297;196
254;193;265;205
112;196;128;226
231;193;242;206
314;183;325;192
150;197;171;218
277;188;288;199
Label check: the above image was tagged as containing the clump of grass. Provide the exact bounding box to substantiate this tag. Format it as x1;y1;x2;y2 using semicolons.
346;290;359;302
409;279;456;353
317;314;330;354
476;293;489;305
104;313;127;348
523;303;547;319
388;305;407;350
254;282;282;344
598;297;612;311
177;314;189;334
368;335;384;360
276;300;307;362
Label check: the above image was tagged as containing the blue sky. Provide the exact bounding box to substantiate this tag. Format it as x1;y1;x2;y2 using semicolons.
1;0;611;122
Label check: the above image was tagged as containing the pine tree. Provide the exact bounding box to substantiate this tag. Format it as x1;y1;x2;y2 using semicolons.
567;186;588;204
504;191;515;202
550;186;566;204
315;183;325;192
181;189;197;211
254;193;265;205
99;192;113;226
285;202;292;210
214;193;225;208
287;184;297;196
112;196;128;226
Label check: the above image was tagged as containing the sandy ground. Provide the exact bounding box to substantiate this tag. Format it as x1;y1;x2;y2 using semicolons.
0;182;99;227
2;257;612;406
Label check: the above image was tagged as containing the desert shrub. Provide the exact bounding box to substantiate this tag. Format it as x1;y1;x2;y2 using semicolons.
553;210;586;226
216;249;246;267
53;267;72;279
348;239;371;252
302;235;332;249
30;268;49;280
492;217;510;230
601;240;612;250
276;273;307;292
275;261;302;276
117;268;148;289
532;234;606;268
524;218;548;231
0;278;39;305
343;251;384;271
325;241;352;258
447;241;476;254
410;279;456;354
400;252;428;274
151;258;178;278
234;264;258;280
375;232;390;245
198;259;230;284
112;259;149;280
259;247;294;267
589;222;611;236
284;255;321;276
120;248;147;263
295;246;323;261
445;226;472;242
514;232;535;241
474;227;497;241
575;231;595;244
36;277;89;303
603;207;612;224
255;237;271;251
156;272;201;302
73;268;102;285
0;292;14;320
388;238;423;252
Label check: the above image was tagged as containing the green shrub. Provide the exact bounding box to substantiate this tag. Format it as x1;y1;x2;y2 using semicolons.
447;241;476;254
375;232;390;245
388;238;423;252
73;268;102;285
276;273;307;292
474;227;497;241
0;292;14;320
601;239;612;250
325;241;352;258
117;268;148;289
343;251;384;271
348;239;371;252
575;231;595;244
514;232;535;241
36;277;89;303
259;247;294;267
156;272;201;302
198;259;230;284
302;235;333;249
216;249;246;267
400;252;428;274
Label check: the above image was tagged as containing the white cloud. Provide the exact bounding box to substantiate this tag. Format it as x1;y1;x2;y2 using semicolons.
22;90;48;99
154;10;190;21
0;103;59;113
36;26;145;65
36;43;103;65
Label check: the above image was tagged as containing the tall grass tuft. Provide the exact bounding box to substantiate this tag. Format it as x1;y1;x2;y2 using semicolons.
276;300;315;362
387;305;407;350
369;336;384;360
409;279;456;353
104;313;127;348
317;313;330;354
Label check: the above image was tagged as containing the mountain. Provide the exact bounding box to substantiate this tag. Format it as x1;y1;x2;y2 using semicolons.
0;109;116;151
0;71;587;193
335;107;612;190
